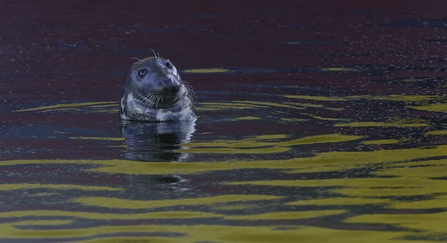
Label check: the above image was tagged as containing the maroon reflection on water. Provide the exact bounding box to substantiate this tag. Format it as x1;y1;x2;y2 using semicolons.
2;0;446;104
0;0;446;171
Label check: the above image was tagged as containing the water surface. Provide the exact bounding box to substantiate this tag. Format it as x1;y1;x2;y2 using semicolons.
1;1;447;242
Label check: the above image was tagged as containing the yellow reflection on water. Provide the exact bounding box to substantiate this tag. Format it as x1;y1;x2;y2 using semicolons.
320;67;361;72
227;177;435;189
374;162;447;178
73;195;282;209
14;102;117;113
0;210;222;220
362;139;400;145
332;186;446;197
410;103;447;112
233;116;261;121
334;120;429;128
11;220;73;226
69;136;124;141
390;195;447;209
1;144;447;176
7;91;447;242
284;95;346;101
224;210;347;220
180;133;364;154
0;224;412;243
346;211;447;234
183;68;230;73
285;94;439;102
0;183;121;191
286;197;390;206
426;130;447;136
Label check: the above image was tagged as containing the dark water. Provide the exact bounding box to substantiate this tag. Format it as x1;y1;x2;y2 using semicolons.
2;0;447;242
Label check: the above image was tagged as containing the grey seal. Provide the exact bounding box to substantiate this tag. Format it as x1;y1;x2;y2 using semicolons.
120;55;196;121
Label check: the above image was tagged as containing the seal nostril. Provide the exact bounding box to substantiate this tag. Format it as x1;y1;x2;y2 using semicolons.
164;85;179;93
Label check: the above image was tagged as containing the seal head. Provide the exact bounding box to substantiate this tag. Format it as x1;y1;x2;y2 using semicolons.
120;56;196;121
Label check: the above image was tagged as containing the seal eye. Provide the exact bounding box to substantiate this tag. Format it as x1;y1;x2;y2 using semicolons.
165;61;174;69
137;69;148;79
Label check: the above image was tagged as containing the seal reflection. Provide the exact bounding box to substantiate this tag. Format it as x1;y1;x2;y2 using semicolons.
120;119;196;162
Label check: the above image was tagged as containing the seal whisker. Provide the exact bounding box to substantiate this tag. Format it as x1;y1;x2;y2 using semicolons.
141;91;162;108
188;89;195;98
138;90;167;108
142;94;152;105
185;84;194;92
183;81;193;90
130;57;147;65
185;84;195;97
149;92;158;107
150;49;159;60
187;93;195;103
156;94;162;108
153;93;161;107
151;94;159;108
136;94;154;107
137;96;150;106
174;89;184;102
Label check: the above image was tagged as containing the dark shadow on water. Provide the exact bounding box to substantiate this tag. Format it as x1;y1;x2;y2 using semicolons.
120;119;196;162
122;173;187;192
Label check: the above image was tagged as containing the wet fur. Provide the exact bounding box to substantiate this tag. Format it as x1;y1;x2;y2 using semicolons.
120;56;196;121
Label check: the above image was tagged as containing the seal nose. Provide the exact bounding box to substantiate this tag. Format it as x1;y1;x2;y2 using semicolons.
161;77;180;88
166;85;180;93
